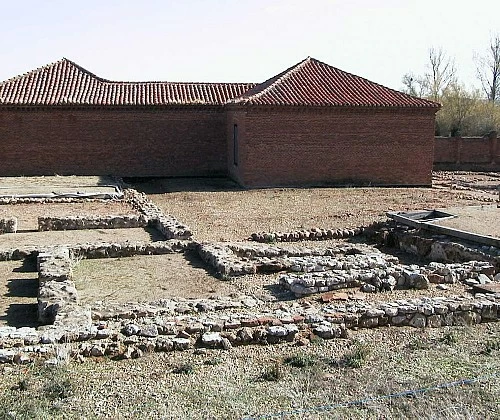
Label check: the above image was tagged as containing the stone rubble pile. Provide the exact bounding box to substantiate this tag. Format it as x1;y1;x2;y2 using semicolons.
38;215;147;231
0;292;498;363
126;189;192;240
280;257;497;297
371;221;500;265
0;217;17;234
250;226;365;243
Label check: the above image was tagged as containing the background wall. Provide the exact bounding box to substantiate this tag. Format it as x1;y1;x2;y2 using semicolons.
230;107;436;187
0;107;227;177
434;132;499;171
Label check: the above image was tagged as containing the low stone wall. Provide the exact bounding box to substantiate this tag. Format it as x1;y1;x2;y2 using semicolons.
197;241;378;277
198;243;257;276
37;248;81;325
0;197;117;205
250;226;364;243
0;293;498;362
0;217;17;234
38;215;147;231
126;189;192;240
0;240;192;262
280;258;497;297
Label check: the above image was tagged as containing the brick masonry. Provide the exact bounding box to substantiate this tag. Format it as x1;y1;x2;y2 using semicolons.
0;107;227;177
227;106;436;187
0;105;441;187
434;131;499;171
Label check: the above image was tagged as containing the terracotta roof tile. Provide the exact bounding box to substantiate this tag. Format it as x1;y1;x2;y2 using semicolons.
0;58;255;106
231;57;440;108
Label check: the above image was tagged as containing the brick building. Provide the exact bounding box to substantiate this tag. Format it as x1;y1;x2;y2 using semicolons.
0;57;439;187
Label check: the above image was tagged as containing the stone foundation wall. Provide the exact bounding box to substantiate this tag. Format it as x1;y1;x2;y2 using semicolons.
126;189;192;240
369;222;500;270
250;226;364;243
37;248;82;325
0;293;498;362
38;215;147;231
0;217;17;234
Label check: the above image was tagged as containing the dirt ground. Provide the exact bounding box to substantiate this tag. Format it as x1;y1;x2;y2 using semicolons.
435;204;500;238
0;260;38;327
137;173;498;242
74;252;233;303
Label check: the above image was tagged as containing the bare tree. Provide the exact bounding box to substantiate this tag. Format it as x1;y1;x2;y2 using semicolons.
402;47;456;101
401;72;426;97
475;34;500;103
425;47;457;102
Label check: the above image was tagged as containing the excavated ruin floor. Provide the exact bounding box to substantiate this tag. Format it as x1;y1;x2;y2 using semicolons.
0;172;499;350
0;175;120;197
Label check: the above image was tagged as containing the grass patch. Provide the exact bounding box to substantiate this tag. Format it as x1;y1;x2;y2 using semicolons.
0;364;74;419
481;339;500;355
341;341;371;368
284;353;317;368
172;363;195;375
439;331;459;345
260;362;284;382
203;357;222;366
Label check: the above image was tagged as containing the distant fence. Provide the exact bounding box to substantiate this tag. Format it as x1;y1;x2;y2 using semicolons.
434;131;499;171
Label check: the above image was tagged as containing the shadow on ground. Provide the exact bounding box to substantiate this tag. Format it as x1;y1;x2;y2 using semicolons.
125;177;243;194
0;303;39;328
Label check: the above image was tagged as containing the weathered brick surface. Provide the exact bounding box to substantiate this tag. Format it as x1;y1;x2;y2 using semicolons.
228;107;436;187
0;107;227;177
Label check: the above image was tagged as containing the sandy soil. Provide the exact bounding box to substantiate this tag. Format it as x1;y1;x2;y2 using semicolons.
434;204;500;238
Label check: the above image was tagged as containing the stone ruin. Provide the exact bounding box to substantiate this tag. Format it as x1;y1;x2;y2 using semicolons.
0;188;499;364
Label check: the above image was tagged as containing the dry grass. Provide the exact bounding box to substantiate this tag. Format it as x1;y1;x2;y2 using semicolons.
73;252;246;303
0;324;498;419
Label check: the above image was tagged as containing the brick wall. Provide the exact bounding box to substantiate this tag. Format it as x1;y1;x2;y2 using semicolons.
434;132;499;171
228;106;436;187
0;107;227;177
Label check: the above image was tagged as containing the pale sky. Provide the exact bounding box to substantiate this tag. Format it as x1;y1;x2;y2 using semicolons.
1;0;499;92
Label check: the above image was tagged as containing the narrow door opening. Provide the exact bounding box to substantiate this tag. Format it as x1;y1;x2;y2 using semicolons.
233;124;239;166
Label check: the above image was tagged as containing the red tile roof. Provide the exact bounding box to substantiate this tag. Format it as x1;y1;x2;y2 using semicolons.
0;58;255;106
0;57;439;109
231;57;440;108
